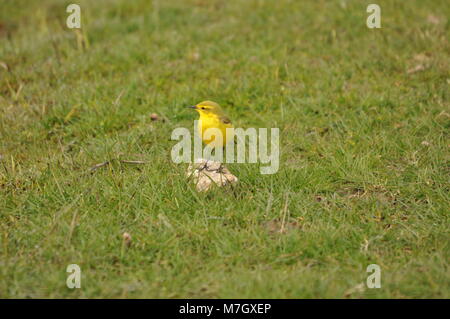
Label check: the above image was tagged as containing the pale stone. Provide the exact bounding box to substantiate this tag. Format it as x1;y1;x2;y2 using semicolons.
186;158;238;192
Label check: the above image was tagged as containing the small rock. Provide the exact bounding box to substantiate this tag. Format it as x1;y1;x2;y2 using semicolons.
186;158;238;192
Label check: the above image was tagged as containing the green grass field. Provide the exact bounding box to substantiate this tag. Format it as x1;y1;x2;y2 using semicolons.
0;0;449;298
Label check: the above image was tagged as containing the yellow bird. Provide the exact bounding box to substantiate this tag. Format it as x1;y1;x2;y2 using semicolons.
188;101;234;148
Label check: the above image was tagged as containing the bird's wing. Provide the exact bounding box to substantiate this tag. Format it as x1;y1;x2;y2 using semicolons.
220;116;232;124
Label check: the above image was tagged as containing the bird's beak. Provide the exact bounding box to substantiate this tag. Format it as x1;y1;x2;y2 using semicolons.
187;105;197;109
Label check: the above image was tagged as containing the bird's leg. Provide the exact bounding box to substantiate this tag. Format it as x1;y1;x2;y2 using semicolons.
202;145;213;162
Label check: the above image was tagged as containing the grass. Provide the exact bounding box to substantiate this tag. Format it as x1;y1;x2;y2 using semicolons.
0;0;449;298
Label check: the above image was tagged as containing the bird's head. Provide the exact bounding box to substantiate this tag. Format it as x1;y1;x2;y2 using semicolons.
188;100;224;116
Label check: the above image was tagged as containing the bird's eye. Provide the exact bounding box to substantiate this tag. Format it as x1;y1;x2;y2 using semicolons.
201;107;206;110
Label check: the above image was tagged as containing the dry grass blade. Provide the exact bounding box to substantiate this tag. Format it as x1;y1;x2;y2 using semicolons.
89;159;147;171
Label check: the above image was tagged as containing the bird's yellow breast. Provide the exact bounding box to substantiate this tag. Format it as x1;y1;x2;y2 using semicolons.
198;113;234;147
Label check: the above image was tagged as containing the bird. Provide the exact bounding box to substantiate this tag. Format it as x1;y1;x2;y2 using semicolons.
188;100;234;148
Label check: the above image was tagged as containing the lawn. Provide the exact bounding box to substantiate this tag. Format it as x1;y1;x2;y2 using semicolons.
0;0;449;298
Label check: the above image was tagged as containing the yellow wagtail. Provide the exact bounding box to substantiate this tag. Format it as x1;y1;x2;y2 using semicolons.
188;101;234;148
